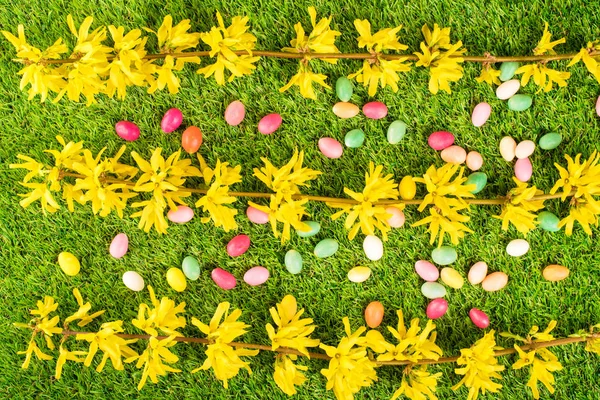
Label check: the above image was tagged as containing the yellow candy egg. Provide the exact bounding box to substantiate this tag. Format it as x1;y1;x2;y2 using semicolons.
58;252;80;276
440;267;464;289
166;268;187;292
399;176;416;200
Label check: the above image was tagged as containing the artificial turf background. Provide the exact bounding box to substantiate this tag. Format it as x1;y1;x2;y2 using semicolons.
1;0;599;398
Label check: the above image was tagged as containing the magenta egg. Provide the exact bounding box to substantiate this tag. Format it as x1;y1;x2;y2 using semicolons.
243;266;270;286
415;260;439;281
469;308;490;329
211;268;237;290
514;157;532;182
258;113;282;135
161;108;183;133
115;121;140;141
109;233;128;259
246;206;269;224
428;131;455;150
318;137;343;159
426;298;448;319
362;101;388;119
167;206;194;224
226;234;250;257
224;100;245;126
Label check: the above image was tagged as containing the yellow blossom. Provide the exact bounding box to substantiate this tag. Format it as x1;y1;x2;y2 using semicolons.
266;295;320;356
494;178;545;234
512;346;563;399
568;42;600;83
127;336;181;390
533;22;566;55
475;66;501;86
130;198;168;234
412;205;473;247
30;296;59;318
273;354;308;396
515;63;570;92
282;6;340;63
414;163;475;213
391;366;442;400
55;345;87;380
18;338;53;369
76;320;138;372
146;15;200;53
64;288;105;327
279;62;331;99
250;197;310;244
132;286;186;337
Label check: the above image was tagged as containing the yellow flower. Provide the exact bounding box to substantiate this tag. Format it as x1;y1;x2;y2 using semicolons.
568;42;600;83
414;163;475;213
533;22;566;55
452;330;504;400
132;286;186;337
282;6;340;63
412;205;473;247
127;336;181;390
191;302;259;388
475;65;501;86
250;197;310;244
329;163;402;240
512;346;563;399
30;296;59;318
575;324;600;354
18;338;53;369
273;354;308;396
559;201;600;235
64;288;105;327
354;19;407;53
515;63;570;92
130;198;168;234
279;62;331;99
55;345;87;380
37;315;62;338
391;366;442;400
147;15;201;53
494;178;545;235
319;317;378;400
45;135;85;170
76;320;138;372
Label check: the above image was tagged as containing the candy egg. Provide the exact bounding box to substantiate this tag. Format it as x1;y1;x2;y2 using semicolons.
364;301;384;328
348;266;371;283
596;96;600;117
431;246;457;265
496;79;520;100
336;77;353;102
344;129;365;148
387;121;407;144
224;100;245;126
428;131;455;150
166;268;186;292
246;206;269;224
415;260;439;282
508;94;532;111
468;262;488;285
362;101;388;119
115;121;140;141
212;267;236;290
318;137;343;159
161;108;183;133
385;207;405;228
440;267;464;289
499;136;517;161
514;157;532;182
243;266;270;286
469;308;490;328
363;235;383;261
499;62;520;81
543;264;570;281
471;102;491;127
122;271;144;291
538;132;562;150
181;126;203;153
314;239;339;258
506;239;529;257
285;250;303;274
167;205;194;224
538;211;560;232
258;113;282;135
109;233;128;259
182;256;201;281
466;151;483;171
465;172;487;194
332;102;360;119
399;176;417;200
426;298;448;319
482;272;508;292
421;282;447;299
440;145;467;164
515;140;535;159
296;221;321;237
227;234;251;257
58;252;80;276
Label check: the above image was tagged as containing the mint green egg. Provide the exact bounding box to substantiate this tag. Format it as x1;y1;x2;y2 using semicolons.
344;129;365;148
431;246;457;265
421;282;447;299
181;256;201;280
284;250;303;274
296;221;321;238
538;211;561;232
336;77;353;102
314;239;339;258
465;172;488;194
508;94;532;111
499;62;520;81
538;132;562;150
387;121;407;144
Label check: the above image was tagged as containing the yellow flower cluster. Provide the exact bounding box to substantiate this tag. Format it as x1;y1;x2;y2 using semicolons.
569;41;600;82
329;163;403;240
495;178;546;235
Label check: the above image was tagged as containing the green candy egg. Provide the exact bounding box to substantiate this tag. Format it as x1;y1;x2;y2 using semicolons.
387;121;407;144
284;250;303;274
297;221;321;238
182;256;201;280
538;132;562;150
314;239;339;258
508;94;532;111
335;77;353;102
344;129;365;148
499;62;520;81
465;172;488;194
538;211;561;232
431;246;457;265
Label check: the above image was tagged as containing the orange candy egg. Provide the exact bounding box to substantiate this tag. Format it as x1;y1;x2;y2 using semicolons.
181;126;203;153
364;301;384;328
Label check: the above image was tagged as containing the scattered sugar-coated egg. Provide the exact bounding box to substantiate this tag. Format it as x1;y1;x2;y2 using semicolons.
386;207;405;228
246;206;269;224
421;282;447;299
182;256;201;280
181;126;203;153
167;205;194;224
243;266;270;286
466;151;483;171
537;211;561;232
332;102;360;119
161;108;183;133
212;267;236;290
514;157;533;182
499;136;517;161
508;94;532;111
224;100;245;126
364;301;384;328
431;246;457;265
469;308;490;329
166;268;187;292
596;96;600;117
387;120;407;144
539;132;562;150
344;128;365;148
506;239;529;257
440;267;464;289
336;76;353;101
441;145;467;164
258;113;282;135
465;172;487;194
415;260;439;281
296;221;320;237
496;79;520;100
227;234;251;257
428;131;455;150
109;233;128;259
58;252;80;276
348;266;372;283
543;264;570;281
363;235;383;261
515;140;535;159
318;137;343;159
399;176;417;200
115;121;140;141
482;272;508;292
468;262;488;285
122;271;144;291
499;61;520;81
471;102;491;127
285;250;303;274
426;298;448;319
314;238;339;258
362;101;388;119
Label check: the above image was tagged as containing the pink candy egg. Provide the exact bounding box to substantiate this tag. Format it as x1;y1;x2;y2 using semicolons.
246;206;269;224
115;121;140;141
469;308;490;329
161;108;183;133
243;266;270;286
226;234;250;257
318;137;343;159
258;113;282;135
415;260;439;281
515;140;535;159
211;268;236;290
440;145;467;164
514;157;532;182
471;102;491;127
109;233;128;259
385;207;405;228
426;298;448;319
466;151;483;171
362;101;388;119
167;206;194;224
224;100;245;126
596;96;600;117
428;131;455;150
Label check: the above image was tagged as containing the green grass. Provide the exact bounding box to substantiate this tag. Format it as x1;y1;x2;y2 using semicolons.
1;0;600;398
